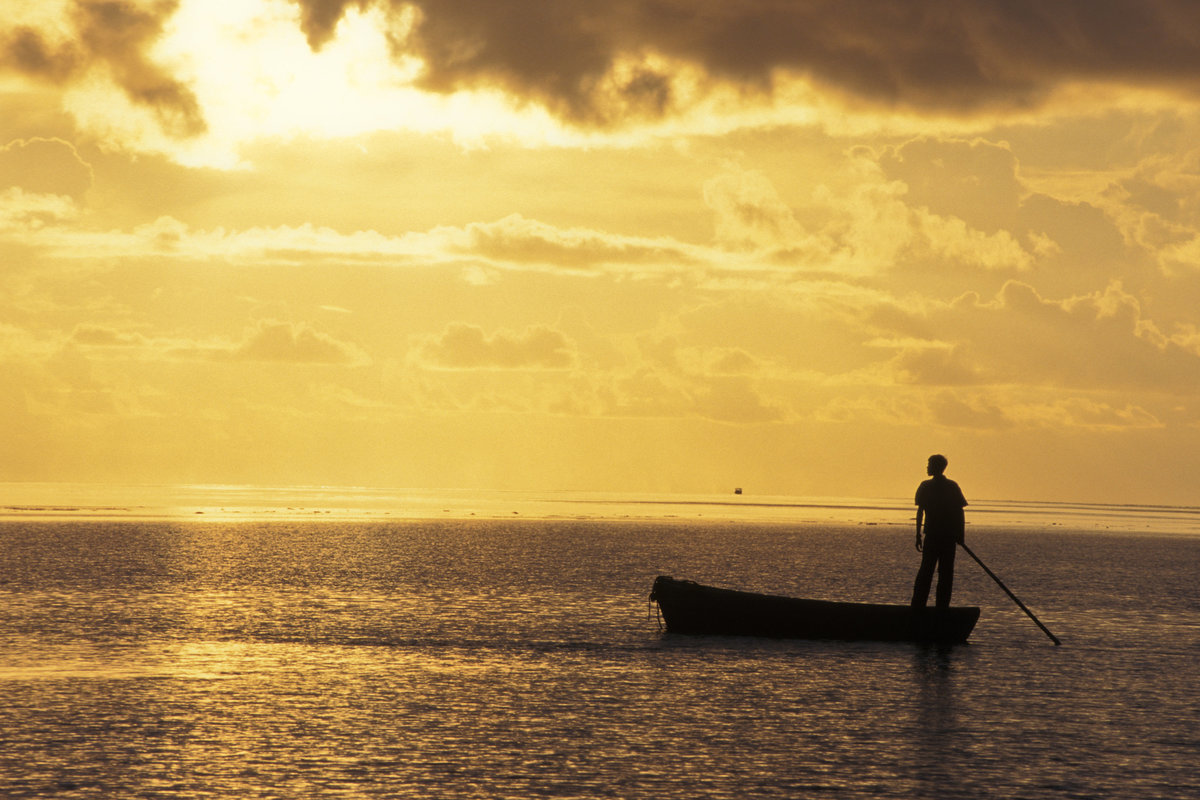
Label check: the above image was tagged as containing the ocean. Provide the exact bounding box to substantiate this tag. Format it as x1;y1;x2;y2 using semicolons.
0;487;1197;799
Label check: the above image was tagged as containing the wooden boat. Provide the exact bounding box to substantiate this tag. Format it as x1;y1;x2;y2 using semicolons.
650;576;980;643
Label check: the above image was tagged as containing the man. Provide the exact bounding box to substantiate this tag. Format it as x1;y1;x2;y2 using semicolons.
912;454;968;608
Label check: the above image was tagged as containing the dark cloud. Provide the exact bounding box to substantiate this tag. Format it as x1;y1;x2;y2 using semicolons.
1;1;205;137
294;0;374;48
291;0;1200;123
8;1;1195;138
0;26;83;82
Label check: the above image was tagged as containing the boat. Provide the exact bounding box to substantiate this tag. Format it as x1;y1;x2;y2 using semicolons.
649;575;980;643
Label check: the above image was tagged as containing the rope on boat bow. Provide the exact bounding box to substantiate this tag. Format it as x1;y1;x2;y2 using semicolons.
648;595;663;631
648;581;664;631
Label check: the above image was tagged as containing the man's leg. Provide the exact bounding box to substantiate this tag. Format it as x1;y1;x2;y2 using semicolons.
934;538;957;608
911;546;939;608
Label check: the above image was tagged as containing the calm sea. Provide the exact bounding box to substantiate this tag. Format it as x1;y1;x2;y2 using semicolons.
0;488;1197;799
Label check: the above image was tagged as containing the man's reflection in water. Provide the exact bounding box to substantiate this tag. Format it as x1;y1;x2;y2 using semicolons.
910;645;975;798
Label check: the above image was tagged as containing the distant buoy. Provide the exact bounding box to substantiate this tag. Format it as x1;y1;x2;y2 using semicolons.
734;488;743;495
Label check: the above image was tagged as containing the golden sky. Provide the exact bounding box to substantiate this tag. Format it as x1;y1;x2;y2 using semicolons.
4;0;1200;503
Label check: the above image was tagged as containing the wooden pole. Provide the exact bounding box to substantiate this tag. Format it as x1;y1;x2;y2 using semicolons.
960;542;1061;645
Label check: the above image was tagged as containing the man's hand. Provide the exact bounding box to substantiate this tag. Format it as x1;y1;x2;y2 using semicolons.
914;532;923;552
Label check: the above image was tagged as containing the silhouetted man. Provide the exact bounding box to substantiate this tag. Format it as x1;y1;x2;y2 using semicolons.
912;454;967;608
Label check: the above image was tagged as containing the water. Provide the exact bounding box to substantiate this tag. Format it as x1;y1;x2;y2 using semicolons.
0;495;1197;798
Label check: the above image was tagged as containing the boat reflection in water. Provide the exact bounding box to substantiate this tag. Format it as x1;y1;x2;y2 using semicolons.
650;576;980;644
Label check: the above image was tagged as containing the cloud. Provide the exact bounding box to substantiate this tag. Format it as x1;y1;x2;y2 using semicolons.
927;391;1013;430
704;166;805;250
290;0;1200;124
704;156;1033;274
9;212;709;275
462;213;699;271
876;136;1152;278
0;19;82;83
584;364;785;423
1014;397;1163;430
69;324;149;348
926;391;1163;431
67;319;370;366
415;322;576;370
1;0;205;137
293;0;374;48
0;187;80;231
1103;146;1200;275
891;343;984;386
879;138;1023;234
705;347;759;376
0;138;93;198
231;319;370;365
910;209;1032;271
1157;235;1200;275
1018;192;1133;276
690;375;785;423
581;329;789;423
874;281;1200;393
9;214;424;264
14;155;1038;279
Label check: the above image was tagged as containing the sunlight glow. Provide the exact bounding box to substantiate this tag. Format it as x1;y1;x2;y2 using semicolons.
141;0;578;165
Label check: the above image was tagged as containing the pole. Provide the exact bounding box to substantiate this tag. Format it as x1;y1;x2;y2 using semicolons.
960;542;1061;645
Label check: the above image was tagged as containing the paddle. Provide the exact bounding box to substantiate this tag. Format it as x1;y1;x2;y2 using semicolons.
960;542;1061;645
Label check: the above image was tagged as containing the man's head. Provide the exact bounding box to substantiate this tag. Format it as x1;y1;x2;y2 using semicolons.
927;454;948;476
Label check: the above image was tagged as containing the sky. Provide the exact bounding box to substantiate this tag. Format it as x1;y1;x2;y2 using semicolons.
3;0;1200;504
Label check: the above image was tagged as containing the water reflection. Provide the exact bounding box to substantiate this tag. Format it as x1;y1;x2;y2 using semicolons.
2;520;1198;799
909;644;973;798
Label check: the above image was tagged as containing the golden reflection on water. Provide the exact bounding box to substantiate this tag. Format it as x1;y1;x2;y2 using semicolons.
0;519;1197;798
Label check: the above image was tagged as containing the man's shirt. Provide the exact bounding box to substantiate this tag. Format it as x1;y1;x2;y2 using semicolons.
916;475;968;539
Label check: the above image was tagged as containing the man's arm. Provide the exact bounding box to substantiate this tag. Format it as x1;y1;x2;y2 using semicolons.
915;507;924;551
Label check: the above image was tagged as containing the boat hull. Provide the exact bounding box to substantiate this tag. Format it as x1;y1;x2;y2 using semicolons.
650;576;979;643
